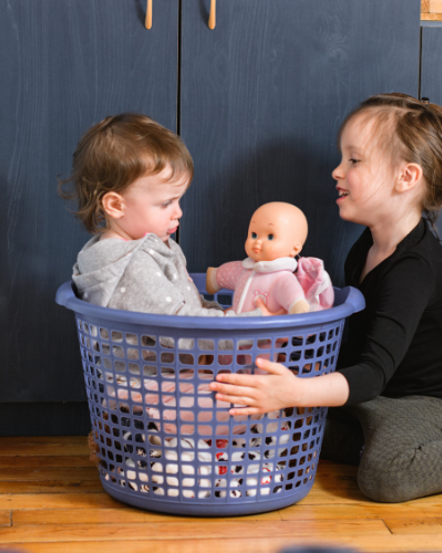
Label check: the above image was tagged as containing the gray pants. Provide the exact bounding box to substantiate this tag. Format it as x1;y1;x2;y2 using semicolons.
320;395;442;503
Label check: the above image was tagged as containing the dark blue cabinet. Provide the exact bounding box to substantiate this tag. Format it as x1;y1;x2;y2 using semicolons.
0;0;179;431
0;0;422;434
180;0;421;283
420;22;442;238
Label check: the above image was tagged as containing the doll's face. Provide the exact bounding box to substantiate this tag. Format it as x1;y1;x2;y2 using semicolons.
245;203;307;262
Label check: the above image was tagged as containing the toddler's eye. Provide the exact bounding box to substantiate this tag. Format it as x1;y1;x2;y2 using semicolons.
268;234;274;240
162;201;172;208
251;232;257;239
349;158;360;165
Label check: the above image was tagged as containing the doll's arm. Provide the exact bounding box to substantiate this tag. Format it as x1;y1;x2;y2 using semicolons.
274;273;310;314
206;267;220;294
206;261;244;295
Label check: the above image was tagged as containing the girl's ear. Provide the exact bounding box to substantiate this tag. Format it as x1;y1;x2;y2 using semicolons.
102;192;125;219
395;162;424;194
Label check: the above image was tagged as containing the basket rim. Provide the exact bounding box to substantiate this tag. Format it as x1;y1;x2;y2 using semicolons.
55;275;365;331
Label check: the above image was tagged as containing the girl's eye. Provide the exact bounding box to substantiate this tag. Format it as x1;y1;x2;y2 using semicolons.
268;234;274;240
349;158;360;165
251;232;257;239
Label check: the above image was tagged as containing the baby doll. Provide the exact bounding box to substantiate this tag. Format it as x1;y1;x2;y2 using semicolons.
206;202;334;314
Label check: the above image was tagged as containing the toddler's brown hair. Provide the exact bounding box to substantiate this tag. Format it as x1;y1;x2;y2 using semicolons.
60;113;194;233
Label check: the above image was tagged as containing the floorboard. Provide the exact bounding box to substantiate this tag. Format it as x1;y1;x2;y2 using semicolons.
0;436;441;553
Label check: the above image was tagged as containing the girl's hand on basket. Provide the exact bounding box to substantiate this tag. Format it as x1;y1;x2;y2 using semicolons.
255;297;287;316
209;357;301;415
209;357;351;415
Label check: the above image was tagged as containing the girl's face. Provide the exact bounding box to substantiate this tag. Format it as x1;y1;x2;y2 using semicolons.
117;166;190;241
333;114;397;227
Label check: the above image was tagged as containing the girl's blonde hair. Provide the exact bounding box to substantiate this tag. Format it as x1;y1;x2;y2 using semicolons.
59;113;194;233
339;93;442;229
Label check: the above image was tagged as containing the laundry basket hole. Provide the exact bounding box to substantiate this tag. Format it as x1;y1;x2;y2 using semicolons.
179;354;194;365
237;355;252;366
160;337;175;349
143;365;157;377
161;353;175;364
142;351;157;363
161;367;176;378
179;338;194;350
199;354;214;365
238;340;253;350
198;369;213;380
141;335;156;347
114;361;126;373
198;339;214;351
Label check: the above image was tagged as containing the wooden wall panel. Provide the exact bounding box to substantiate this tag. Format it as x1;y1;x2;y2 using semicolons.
421;23;442;238
180;0;421;285
0;0;178;406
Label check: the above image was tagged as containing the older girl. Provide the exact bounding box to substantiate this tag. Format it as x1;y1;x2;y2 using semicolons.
210;93;442;503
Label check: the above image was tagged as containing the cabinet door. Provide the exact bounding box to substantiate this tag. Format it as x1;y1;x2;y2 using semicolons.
421;23;442;238
0;1;178;411
180;0;420;284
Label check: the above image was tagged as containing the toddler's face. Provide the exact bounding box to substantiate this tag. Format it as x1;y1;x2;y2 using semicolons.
118;166;190;241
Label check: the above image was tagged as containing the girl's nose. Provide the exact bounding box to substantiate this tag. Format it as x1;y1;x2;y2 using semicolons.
332;162;344;180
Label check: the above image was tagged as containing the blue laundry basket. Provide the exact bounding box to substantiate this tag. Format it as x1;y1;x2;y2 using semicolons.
56;274;364;516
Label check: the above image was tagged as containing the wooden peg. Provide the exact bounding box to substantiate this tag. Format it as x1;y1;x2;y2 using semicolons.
145;0;152;30
209;0;216;30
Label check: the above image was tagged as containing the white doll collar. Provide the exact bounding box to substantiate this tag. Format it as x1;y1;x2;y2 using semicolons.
242;257;297;273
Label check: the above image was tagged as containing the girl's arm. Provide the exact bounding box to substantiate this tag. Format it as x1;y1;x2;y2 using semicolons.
209;357;350;415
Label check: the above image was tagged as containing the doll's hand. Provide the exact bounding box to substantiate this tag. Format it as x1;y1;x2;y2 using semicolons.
209;357;303;415
289;299;310;314
206;267;220;295
255;297;287;316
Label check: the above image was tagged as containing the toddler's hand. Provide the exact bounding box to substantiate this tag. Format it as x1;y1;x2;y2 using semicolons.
209;357;303;415
255;297;287;316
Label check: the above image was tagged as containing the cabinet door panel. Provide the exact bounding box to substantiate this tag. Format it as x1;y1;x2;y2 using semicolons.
0;0;178;402
421;23;442;238
180;0;420;284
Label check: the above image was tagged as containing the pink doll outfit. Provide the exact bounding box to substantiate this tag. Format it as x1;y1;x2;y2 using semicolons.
209;257;334;314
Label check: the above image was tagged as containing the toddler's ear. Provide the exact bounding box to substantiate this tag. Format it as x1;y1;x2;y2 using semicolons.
396;162;424;194
102;191;125;219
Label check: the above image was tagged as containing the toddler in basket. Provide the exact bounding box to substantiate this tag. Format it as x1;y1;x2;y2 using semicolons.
63;113;274;319
61;113;283;472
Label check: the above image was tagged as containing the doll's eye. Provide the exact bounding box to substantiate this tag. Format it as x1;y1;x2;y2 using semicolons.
251;232;257;239
268;234;274;240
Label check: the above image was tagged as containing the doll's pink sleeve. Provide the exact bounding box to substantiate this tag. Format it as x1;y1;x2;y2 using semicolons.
274;273;306;312
214;261;244;291
297;257;334;311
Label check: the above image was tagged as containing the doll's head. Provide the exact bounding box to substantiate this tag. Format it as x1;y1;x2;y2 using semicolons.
245;202;308;262
334;93;442;230
60;113;194;236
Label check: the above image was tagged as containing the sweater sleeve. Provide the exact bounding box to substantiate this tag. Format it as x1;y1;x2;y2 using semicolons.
339;254;435;405
108;251;261;317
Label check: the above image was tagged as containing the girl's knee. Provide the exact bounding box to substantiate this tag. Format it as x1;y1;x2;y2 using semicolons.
357;458;440;503
357;466;410;502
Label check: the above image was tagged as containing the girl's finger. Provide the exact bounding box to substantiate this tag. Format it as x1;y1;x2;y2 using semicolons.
213;372;258;386
211;381;257;398
255;357;286;375
229;406;262;416
215;393;255;406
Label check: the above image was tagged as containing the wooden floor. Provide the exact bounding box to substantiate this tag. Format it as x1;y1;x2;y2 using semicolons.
0;437;441;553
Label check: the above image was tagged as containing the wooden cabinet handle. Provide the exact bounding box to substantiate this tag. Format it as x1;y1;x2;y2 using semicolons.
208;0;216;29
145;0;152;29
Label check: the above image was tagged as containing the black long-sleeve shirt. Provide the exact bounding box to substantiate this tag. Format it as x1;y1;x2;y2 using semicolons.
337;219;442;405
